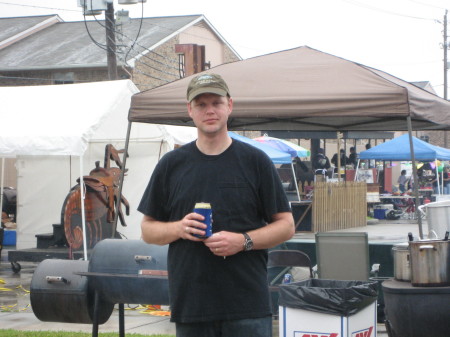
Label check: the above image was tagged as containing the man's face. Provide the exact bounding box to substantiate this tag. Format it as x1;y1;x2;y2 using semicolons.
187;93;233;135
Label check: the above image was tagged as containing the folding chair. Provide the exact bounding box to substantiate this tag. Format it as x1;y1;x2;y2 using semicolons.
268;249;313;318
315;232;379;281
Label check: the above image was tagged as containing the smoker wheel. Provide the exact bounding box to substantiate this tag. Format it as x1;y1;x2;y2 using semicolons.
11;261;21;273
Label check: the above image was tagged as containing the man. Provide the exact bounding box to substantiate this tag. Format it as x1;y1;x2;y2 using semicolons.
331;149;348;168
312;148;330;171
397;169;408;193
348;146;358;169
139;73;295;337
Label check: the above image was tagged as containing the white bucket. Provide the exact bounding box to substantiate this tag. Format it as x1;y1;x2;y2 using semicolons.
418;200;450;239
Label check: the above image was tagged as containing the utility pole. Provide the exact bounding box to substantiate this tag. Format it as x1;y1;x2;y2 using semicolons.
105;2;118;80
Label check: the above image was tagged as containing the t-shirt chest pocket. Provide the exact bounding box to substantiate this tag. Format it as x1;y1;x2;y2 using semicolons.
217;181;254;212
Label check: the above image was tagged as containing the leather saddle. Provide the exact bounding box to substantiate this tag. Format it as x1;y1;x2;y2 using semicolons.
77;161;130;226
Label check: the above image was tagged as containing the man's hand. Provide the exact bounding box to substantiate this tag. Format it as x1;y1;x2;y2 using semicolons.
180;212;208;241
204;232;244;257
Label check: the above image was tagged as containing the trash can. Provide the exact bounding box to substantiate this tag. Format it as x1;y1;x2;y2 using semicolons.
278;279;378;337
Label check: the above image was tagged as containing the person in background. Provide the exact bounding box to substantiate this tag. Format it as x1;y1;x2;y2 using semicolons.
138;73;295;337
431;169;440;194
312;148;331;172
397;169;408;193
443;166;450;194
364;143;375;168
331;149;348;169
348;146;358;169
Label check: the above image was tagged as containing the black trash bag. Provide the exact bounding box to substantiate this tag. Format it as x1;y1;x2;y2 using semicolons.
279;279;378;316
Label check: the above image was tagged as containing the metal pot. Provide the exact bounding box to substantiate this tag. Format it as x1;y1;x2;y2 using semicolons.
392;242;411;281
409;237;450;287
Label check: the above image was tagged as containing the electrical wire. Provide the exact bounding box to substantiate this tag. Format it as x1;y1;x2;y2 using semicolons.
407;0;448;11
341;0;439;21
83;15;107;51
124;0;144;64
0;1;80;13
82;10;180;77
132;67;173;83
131;55;179;78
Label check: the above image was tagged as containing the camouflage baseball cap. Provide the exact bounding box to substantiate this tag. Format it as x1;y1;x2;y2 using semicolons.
187;73;230;102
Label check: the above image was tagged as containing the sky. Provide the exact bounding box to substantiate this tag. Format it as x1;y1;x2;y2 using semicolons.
0;0;449;97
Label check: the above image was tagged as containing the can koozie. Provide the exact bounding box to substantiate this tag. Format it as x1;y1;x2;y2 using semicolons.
193;202;212;238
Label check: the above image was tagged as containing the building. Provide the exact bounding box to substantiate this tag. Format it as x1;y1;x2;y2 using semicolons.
0;14;241;90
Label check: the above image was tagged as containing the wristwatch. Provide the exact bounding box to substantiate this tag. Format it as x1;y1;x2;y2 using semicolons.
243;232;253;251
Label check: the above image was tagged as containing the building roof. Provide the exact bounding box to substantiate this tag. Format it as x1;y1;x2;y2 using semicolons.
0;14;238;71
0;15;61;43
411;81;437;95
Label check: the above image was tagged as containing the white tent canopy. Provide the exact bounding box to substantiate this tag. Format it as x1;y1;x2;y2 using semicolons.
1;80;142;156
0;80;183;252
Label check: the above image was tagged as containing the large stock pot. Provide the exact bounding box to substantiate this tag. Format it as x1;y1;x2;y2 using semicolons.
409;236;450;287
392;242;411;281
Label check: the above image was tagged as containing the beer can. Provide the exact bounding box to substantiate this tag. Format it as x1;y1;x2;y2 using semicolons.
282;273;292;284
193;202;212;238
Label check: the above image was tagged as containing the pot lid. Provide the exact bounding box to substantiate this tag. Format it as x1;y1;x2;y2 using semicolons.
392;242;409;250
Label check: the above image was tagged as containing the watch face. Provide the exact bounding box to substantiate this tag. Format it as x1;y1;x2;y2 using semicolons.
243;233;253;251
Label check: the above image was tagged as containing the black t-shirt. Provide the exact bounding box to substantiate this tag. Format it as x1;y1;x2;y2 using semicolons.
138;139;291;323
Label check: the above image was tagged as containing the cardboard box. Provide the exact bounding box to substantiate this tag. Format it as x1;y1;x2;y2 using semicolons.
279;301;377;337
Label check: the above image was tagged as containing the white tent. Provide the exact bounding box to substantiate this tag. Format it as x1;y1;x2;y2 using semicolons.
0;80;181;252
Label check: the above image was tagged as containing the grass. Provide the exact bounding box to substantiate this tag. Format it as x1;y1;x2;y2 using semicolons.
0;331;175;337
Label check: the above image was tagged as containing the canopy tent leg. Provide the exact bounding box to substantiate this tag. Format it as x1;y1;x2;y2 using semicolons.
290;162;301;201
407;116;424;239
435;159;441;195
80;157;88;260
354;159;360;181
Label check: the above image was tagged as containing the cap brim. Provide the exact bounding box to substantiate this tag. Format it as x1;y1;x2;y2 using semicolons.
188;88;228;102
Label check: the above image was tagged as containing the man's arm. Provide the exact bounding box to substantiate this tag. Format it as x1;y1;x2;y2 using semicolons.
140;213;207;245
203;211;295;257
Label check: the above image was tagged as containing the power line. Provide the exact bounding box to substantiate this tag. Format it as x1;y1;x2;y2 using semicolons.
341;0;439;21
0;1;81;13
407;0;448;11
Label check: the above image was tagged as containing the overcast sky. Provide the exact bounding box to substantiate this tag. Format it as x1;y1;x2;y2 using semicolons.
0;0;449;97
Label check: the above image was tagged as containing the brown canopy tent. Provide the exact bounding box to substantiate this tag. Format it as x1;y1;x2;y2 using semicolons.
124;46;450;238
129;46;450;132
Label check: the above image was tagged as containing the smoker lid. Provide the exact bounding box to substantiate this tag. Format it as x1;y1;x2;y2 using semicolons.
30;259;89;293
88;239;168;275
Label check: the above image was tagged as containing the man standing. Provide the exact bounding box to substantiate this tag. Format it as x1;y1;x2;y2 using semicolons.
139;73;295;337
348;146;358;169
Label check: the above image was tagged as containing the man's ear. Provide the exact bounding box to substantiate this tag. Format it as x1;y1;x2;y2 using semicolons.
227;97;233;114
187;102;193;118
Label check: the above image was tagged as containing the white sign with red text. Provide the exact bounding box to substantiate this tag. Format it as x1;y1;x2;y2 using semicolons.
279;302;377;337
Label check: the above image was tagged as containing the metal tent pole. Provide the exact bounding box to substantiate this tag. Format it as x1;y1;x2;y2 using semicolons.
80;156;88;260
407;116;424;239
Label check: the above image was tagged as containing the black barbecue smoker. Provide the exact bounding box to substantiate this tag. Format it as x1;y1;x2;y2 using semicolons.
30;239;170;337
